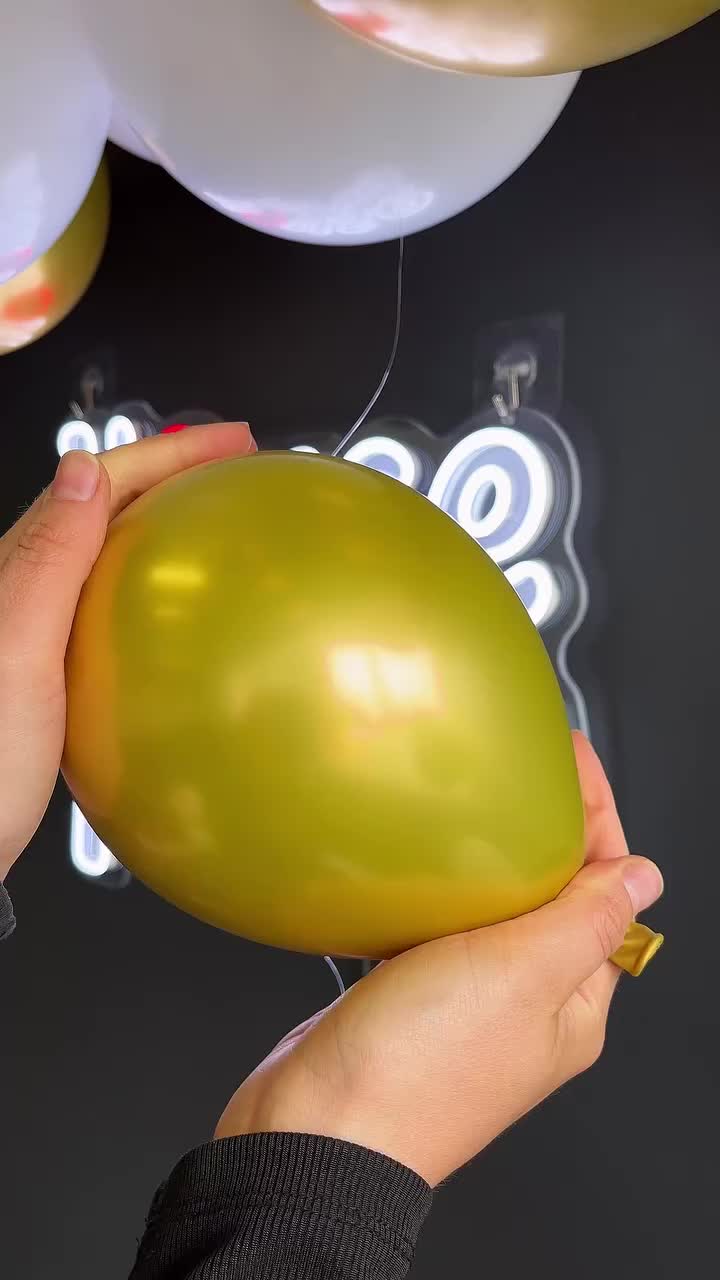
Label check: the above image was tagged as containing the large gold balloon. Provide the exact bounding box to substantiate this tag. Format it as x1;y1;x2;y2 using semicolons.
310;1;717;75
64;452;585;957
0;162;110;356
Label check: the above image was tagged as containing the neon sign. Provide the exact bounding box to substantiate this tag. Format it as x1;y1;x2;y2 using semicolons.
57;406;588;881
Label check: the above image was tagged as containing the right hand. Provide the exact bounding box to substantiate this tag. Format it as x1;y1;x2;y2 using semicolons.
216;734;663;1186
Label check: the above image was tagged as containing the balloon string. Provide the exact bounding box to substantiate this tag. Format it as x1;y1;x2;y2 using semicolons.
333;236;405;458
323;954;346;996
324;239;405;994
325;240;405;992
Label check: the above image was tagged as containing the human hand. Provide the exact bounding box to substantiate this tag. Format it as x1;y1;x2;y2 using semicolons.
0;422;256;882
215;733;663;1186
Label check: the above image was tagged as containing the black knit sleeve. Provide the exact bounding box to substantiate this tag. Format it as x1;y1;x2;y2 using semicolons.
0;881;15;942
130;1132;433;1280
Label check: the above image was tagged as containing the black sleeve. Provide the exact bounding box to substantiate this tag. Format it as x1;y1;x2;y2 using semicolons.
0;881;15;942
130;1132;433;1280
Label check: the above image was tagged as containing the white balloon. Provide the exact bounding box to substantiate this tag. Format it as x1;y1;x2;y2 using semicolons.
73;0;577;246
0;1;110;283
108;110;157;162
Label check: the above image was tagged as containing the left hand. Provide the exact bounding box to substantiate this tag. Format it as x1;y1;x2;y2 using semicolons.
0;422;255;882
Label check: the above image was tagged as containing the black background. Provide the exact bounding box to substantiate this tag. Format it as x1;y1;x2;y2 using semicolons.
2;15;719;1278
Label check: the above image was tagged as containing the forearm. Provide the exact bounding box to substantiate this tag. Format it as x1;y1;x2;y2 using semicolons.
130;1133;432;1280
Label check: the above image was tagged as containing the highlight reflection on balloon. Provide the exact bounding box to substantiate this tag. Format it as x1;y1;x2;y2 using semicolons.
0;162;110;356
64;452;585;958
311;1;717;76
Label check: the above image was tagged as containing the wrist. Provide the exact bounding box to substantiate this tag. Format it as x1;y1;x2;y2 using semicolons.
214;1069;354;1147
213;1075;446;1186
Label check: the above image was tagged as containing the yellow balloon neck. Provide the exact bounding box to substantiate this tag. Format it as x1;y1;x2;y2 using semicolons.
611;922;664;977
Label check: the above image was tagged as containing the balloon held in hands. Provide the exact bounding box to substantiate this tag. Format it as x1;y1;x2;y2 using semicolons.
64;452;585;956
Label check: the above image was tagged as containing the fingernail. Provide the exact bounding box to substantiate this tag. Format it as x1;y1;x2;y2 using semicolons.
623;858;664;915
52;451;100;502
162;421;257;452
234;422;256;451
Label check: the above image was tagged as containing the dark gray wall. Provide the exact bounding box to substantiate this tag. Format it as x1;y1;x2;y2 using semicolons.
2;17;719;1277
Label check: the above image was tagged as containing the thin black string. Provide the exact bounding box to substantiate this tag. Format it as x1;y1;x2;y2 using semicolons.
332;236;405;459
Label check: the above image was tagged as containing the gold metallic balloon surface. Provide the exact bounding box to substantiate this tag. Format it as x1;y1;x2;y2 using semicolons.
0;162;109;356
64;452;585;958
310;1;717;75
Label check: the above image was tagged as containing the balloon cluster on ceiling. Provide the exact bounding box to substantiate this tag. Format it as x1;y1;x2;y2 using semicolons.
2;1;716;353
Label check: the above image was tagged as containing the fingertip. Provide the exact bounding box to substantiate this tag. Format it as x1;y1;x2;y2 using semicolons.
164;421;257;470
574;735;629;864
572;732;608;797
51;451;100;503
622;856;664;915
103;422;257;522
172;421;257;456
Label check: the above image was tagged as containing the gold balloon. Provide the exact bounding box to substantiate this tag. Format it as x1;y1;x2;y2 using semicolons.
65;452;587;958
0;161;110;356
310;1;717;75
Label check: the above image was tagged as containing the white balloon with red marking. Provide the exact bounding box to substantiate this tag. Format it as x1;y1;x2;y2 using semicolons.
72;0;577;246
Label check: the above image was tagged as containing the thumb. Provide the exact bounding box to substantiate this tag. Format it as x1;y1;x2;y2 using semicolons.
0;451;110;668
508;856;664;1005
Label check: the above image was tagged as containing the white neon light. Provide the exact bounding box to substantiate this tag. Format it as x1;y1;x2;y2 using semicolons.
455;463;513;541
505;559;560;629
427;426;554;566
56;420;99;457
70;803;121;879
291;445;320;453
104;415;138;450
343;435;421;488
533;411;590;737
